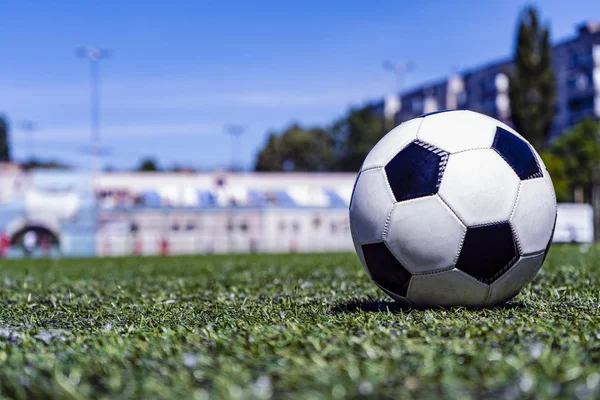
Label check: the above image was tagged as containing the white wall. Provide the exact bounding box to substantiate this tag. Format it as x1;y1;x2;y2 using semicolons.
96;207;353;256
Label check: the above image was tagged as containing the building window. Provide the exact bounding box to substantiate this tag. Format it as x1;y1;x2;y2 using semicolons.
482;95;497;114
567;72;592;90
312;216;322;229
479;77;497;93
411;98;423;113
457;92;467;108
568;96;594;112
569;50;594;69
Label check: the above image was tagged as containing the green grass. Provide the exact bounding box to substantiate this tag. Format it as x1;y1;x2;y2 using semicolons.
0;245;599;399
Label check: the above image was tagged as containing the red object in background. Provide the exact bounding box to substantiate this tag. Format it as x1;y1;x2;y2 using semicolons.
40;235;51;256
103;238;111;256
133;238;143;255
0;232;10;258
160;238;169;256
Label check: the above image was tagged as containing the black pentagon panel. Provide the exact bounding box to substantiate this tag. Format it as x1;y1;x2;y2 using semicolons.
385;141;448;202
492;127;542;180
362;242;411;297
417;110;452;118
456;222;518;284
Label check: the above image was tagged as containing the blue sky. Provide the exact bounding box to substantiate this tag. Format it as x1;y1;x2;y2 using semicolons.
0;0;598;171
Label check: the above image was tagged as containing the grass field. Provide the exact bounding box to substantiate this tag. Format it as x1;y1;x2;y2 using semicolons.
0;245;599;399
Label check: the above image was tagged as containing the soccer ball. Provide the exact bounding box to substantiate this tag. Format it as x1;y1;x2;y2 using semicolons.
349;110;556;307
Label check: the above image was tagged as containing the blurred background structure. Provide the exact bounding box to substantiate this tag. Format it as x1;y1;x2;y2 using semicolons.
371;21;600;139
76;47;110;172
0;2;599;257
0;168;354;257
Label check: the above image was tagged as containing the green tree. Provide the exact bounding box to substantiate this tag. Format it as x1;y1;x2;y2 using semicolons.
539;151;569;202
22;159;70;171
137;157;160;172
508;6;556;150
0;115;11;162
329;105;385;171
548;119;600;202
254;124;333;172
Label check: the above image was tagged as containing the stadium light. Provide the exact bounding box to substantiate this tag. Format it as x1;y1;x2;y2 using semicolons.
382;60;413;94
77;47;110;172
224;124;244;172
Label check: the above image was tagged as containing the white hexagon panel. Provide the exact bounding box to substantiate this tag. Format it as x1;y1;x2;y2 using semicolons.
406;269;489;308
384;195;466;274
531;148;557;205
486;253;545;306
417;110;498;153
511;178;557;255
439;149;520;226
349;167;395;243
361;117;422;170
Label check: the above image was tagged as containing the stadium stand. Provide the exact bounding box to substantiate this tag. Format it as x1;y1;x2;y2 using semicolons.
0;168;356;257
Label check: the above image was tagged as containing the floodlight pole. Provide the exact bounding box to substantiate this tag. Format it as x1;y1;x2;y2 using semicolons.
383;60;412;94
77;47;110;172
225;124;244;172
382;61;413;129
223;125;244;253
